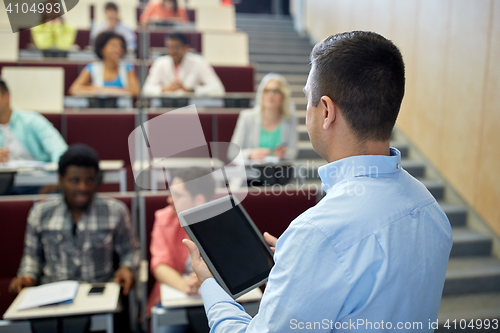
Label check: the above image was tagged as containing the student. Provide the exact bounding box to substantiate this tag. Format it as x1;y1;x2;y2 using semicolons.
0;80;67;164
140;0;189;27
69;31;140;97
228;73;298;161
184;31;453;332
148;168;215;333
31;0;76;54
142;32;225;97
90;2;137;52
9;144;140;295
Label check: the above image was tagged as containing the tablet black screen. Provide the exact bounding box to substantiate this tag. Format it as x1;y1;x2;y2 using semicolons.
185;203;274;295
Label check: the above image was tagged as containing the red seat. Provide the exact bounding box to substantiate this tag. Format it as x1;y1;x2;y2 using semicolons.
213;66;254;93
0;199;35;318
66;113;136;191
41;113;63;134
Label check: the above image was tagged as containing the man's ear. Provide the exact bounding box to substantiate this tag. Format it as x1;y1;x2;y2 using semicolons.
321;96;336;130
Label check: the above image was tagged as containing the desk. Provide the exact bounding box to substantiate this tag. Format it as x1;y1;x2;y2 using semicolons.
151;286;262;333
1;160;127;193
1;283;120;333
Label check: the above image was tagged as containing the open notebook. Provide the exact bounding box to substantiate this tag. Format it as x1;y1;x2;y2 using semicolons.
160;283;262;309
17;281;79;310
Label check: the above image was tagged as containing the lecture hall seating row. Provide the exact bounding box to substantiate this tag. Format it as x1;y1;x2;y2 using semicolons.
0;188;318;317
18;29;203;55
0;61;254;95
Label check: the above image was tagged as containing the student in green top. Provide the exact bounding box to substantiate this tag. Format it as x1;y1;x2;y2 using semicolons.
228;73;298;161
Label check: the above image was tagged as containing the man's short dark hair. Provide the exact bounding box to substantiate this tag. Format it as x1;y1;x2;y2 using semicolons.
58;144;100;177
94;31;127;59
171;167;215;202
310;31;405;142
105;2;118;12
166;32;188;46
0;79;9;95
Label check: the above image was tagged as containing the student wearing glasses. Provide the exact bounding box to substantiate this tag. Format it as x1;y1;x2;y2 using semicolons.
228;73;298;161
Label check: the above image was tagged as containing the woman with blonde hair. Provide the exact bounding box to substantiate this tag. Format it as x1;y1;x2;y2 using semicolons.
229;73;298;161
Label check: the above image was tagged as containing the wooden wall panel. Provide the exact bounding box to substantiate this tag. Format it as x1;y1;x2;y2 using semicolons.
391;0;419;137
476;0;500;235
412;0;453;166
440;0;491;205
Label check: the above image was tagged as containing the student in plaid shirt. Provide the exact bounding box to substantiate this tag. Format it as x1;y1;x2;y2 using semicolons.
9;144;140;296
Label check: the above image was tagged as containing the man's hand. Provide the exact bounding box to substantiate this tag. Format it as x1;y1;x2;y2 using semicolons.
113;266;135;296
0;148;9;163
249;148;271;160
182;239;214;284
8;276;35;295
264;232;278;253
162;80;187;92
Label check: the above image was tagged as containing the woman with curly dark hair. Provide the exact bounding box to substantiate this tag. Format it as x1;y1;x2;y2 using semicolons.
69;31;139;97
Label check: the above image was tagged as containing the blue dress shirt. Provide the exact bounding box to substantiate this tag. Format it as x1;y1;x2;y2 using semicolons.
200;147;453;332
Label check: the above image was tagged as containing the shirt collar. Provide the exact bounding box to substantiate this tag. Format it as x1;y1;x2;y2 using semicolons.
318;147;402;193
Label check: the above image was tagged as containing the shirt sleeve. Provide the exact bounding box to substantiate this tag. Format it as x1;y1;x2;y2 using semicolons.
142;58;168;96
149;212;177;272
200;221;351;332
193;59;226;96
113;203;140;271
228;111;252;160
31;113;68;163
284;108;298;160
17;205;44;282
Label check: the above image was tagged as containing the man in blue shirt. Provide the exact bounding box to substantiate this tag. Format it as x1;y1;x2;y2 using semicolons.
183;31;453;332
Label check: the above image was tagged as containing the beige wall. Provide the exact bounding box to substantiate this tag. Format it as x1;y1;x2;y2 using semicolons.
304;0;500;236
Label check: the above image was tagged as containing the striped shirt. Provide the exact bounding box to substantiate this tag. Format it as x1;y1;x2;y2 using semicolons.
18;195;140;285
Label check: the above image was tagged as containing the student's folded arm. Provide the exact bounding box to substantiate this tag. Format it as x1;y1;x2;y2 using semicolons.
200;222;350;333
113;205;140;271
285;114;298;160
17;205;44;283
194;61;225;96
142;60;165;96
68;69;96;95
125;69;140;97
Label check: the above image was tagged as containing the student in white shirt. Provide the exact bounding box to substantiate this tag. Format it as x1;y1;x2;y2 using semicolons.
142;33;225;96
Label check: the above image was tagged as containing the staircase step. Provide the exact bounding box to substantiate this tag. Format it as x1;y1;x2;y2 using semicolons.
451;228;492;257
421;179;445;201
443;257;500;296
250;55;311;64
251;46;313;56
437;293;500;332
440;204;468;227
249;40;312;48
256;73;307;85
256;63;311;74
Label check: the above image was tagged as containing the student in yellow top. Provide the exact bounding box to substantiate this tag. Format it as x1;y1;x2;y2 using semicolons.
31;0;76;51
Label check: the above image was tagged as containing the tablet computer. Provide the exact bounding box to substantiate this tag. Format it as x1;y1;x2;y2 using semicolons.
178;195;274;299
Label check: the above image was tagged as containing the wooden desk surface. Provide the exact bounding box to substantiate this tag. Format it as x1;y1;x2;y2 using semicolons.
3;283;120;320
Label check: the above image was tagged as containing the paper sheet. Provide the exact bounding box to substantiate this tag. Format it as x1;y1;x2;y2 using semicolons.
17;281;79;310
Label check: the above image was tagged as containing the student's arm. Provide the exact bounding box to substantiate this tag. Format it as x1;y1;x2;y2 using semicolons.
125;68;140;97
12;205;45;292
114;204;140;269
31;113;68;163
154;265;199;295
68;67;97;95
142;59;168;96
227;111;257;161
194;60;225;96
